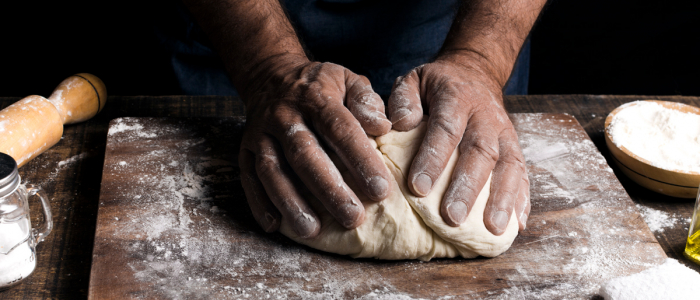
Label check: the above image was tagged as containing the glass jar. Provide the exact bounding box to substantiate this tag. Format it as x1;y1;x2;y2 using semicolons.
686;185;700;265
0;153;52;290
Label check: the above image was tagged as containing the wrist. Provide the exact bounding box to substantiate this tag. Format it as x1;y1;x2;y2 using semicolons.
435;50;507;93
236;53;310;104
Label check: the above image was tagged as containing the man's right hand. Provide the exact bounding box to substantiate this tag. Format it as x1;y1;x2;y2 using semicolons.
238;56;393;238
182;0;392;238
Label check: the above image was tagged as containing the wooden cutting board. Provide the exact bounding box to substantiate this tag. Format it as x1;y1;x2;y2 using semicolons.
89;114;666;299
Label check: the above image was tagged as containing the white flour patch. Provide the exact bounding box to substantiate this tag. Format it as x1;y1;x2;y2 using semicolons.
286;123;309;137
57;152;88;169
635;204;683;233
108;117;158;138
600;258;700;300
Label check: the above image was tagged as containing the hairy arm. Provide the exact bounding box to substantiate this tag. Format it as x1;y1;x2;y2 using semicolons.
183;0;392;238
440;0;547;86
182;0;306;97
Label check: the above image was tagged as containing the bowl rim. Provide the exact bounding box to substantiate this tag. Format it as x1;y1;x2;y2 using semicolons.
604;100;700;177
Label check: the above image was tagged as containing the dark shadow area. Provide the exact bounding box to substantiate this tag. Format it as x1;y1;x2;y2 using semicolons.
0;1;180;97
1;1;699;96
530;0;700;95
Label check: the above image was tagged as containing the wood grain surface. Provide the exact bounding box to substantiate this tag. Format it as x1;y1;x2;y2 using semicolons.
89;114;666;299
0;95;698;299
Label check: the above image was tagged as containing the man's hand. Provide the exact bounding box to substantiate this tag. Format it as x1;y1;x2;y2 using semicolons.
238;57;392;238
182;0;392;238
387;0;546;235
388;58;529;235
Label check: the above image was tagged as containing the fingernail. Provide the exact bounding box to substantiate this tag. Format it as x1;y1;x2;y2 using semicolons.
368;176;389;200
262;212;278;232
490;210;509;235
338;202;364;229
520;212;528;230
447;201;468;225
391;108;411;124
412;173;432;196
293;213;318;239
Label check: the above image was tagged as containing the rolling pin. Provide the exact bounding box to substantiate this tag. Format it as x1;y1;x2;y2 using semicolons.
0;73;107;167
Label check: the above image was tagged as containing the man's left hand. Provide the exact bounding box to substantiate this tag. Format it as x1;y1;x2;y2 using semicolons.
387;56;530;235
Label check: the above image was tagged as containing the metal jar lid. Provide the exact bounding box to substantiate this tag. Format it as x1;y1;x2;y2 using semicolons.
0;153;19;198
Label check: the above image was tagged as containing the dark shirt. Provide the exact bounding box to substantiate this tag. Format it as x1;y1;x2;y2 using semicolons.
156;0;528;97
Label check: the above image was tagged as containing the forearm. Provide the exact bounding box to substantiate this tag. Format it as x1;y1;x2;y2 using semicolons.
182;0;307;98
439;0;547;87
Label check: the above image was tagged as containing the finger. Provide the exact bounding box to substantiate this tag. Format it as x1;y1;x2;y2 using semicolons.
440;114;500;227
253;134;321;238
293;62;390;202
387;69;424;131
315;102;392;202
483;128;526;236
239;148;281;233
272;111;366;229
345;71;391;136
515;167;531;231
407;93;468;197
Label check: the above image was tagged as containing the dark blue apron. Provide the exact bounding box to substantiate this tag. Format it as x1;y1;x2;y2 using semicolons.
156;0;529;97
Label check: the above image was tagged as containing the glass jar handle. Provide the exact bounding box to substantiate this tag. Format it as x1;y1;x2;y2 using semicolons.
26;184;52;244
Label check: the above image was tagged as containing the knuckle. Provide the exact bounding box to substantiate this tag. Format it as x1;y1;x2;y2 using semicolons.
352;73;371;87
499;144;526;169
302;81;323;100
328;118;363;145
499;155;524;170
282;121;311;141
351;89;378;108
433;117;463;144
286;137;318;165
321;62;344;73
464;136;499;163
319;104;361;132
256;152;281;178
392;74;405;87
266;102;295;129
301;84;338;111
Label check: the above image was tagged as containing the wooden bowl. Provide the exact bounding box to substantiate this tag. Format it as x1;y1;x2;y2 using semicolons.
604;100;700;198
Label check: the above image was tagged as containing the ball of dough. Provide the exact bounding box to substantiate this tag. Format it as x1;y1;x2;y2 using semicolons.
279;122;519;261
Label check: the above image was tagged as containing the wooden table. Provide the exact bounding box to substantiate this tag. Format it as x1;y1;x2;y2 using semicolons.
0;95;698;299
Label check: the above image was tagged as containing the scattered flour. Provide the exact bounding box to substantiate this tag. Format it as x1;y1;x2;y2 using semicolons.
102;118;412;299
635;204;685;233
56;153;88;169
94;116;667;299
27;152;91;188
510;113;665;298
608;101;700;173
599;258;700;300
108;118;157;138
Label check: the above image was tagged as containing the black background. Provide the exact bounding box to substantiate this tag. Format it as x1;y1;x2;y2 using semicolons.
1;0;699;97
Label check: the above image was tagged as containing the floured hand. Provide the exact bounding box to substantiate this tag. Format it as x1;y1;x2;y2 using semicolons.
239;57;392;238
387;57;530;235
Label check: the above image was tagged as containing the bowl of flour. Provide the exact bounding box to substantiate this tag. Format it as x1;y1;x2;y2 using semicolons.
605;100;700;198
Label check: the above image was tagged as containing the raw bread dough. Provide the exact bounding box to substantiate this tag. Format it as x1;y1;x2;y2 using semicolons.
279;122;519;260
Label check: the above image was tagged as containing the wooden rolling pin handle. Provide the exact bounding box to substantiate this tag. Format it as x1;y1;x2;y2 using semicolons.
47;73;107;125
0;74;107;167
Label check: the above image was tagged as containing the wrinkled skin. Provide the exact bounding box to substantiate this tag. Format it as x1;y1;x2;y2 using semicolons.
238;59;393;238
183;0;541;239
387;57;530;235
